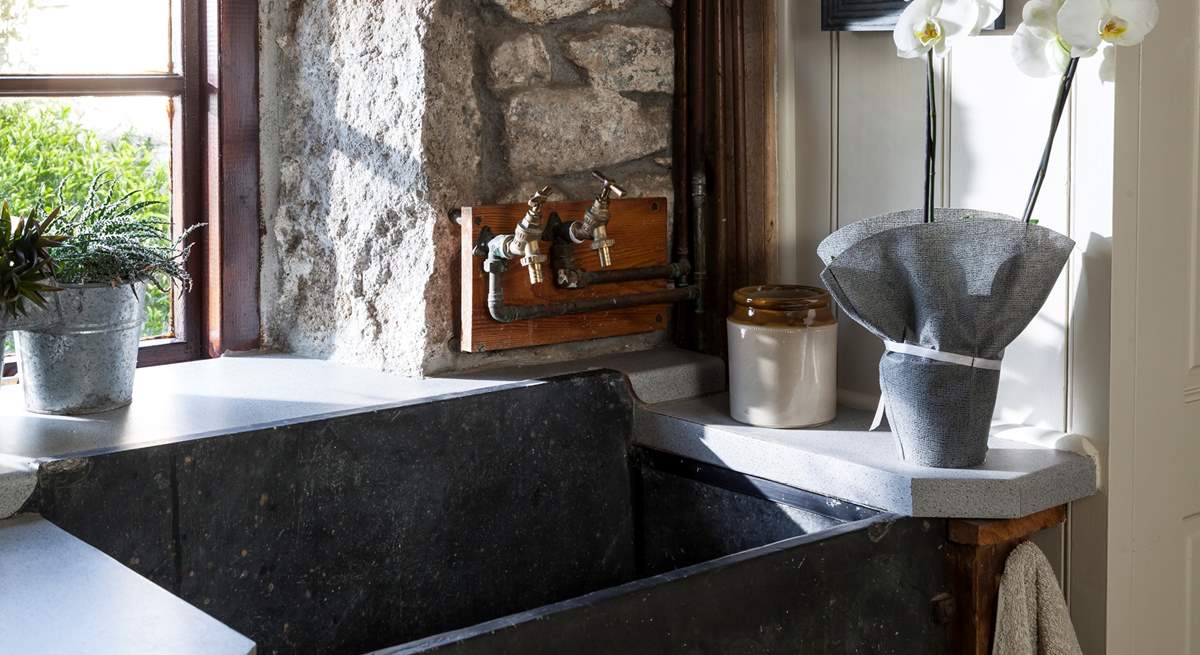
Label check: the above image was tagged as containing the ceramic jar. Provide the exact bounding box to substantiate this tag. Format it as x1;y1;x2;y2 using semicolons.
727;285;837;428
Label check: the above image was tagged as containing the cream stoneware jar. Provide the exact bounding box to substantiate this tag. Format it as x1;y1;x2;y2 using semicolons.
727;285;837;428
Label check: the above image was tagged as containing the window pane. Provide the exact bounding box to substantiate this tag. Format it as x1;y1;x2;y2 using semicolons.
0;96;175;340
0;1;171;74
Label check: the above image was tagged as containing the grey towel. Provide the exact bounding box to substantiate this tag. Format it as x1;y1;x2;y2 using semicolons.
993;541;1082;655
818;209;1073;467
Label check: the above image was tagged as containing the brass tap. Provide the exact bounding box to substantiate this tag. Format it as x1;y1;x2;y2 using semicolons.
569;170;625;268
507;185;552;285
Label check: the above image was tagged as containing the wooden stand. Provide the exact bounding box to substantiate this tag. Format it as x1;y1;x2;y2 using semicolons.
459;197;671;353
945;505;1068;655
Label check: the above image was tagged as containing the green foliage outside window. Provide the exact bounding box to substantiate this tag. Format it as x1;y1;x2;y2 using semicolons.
0;101;173;355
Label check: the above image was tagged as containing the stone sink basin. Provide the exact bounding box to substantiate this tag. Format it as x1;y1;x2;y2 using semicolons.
25;371;951;654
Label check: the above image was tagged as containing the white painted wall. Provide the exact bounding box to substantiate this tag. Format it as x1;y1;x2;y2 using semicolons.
776;2;1114;651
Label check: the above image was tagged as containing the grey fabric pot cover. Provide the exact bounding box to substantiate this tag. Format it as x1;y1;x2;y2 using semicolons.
817;209;1074;468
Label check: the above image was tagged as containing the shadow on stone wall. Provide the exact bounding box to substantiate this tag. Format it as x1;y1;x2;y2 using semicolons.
259;0;678;376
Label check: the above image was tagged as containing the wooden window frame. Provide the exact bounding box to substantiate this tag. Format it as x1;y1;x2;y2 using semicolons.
1;0;259;376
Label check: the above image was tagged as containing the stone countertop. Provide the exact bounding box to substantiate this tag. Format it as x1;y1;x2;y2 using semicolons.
634;394;1098;519
0;355;538;462
0;348;725;517
0;514;255;655
0;349;1096;520
0;348;724;464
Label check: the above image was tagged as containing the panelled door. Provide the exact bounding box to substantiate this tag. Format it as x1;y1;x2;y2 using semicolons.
1108;0;1200;651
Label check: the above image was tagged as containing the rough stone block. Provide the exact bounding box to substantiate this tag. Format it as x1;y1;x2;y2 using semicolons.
564;24;674;93
622;170;672;199
488;33;552;92
493;0;631;25
505;87;669;177
260;0;678;374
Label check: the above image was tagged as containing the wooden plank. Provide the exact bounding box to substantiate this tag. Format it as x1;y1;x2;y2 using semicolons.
460;197;670;353
775;0;834;287
203;0;261;356
945;504;1069;655
947;540;1011;655
0;75;185;96
835;33;927;402
949;505;1068;546
949;36;1071;431
1066;53;1117;655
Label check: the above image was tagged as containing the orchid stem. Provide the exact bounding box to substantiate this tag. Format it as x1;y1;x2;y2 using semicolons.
924;50;936;224
1023;56;1079;223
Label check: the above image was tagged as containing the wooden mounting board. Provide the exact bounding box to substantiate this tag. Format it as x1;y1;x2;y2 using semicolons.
460;197;670;353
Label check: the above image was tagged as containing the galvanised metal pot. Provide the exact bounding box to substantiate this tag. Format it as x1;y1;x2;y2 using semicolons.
16;282;147;415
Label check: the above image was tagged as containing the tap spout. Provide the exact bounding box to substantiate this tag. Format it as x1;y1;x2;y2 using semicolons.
506;185;552;284
568;171;624;268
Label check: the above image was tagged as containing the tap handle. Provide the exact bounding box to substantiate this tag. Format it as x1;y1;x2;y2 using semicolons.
528;185;553;211
590;170;625;202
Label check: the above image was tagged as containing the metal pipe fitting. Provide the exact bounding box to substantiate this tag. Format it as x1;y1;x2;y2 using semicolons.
558;262;690;290
508;186;552;285
690;172;707;317
569;171;625;268
487;266;699;323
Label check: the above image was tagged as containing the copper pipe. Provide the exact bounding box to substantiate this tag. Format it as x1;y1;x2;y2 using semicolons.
487;266;699;323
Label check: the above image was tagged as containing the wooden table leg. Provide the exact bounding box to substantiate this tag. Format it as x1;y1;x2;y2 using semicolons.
945;505;1068;655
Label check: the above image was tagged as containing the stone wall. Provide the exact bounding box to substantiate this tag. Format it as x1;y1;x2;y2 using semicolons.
260;0;675;375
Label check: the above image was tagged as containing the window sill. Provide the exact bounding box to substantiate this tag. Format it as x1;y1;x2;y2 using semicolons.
3;337;202;378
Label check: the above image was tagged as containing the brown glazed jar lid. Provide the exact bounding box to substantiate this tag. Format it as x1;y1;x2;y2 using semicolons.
729;285;836;328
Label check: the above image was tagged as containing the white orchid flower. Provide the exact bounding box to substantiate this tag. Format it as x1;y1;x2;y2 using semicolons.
974;0;1004;32
1058;0;1158;56
1012;23;1073;77
1011;0;1077;78
894;0;983;58
1099;44;1116;82
1023;0;1065;39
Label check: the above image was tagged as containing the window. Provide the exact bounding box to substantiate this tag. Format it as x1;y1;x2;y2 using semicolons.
1;0;259;373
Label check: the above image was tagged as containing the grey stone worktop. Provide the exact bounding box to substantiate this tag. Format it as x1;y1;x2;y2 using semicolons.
0;346;1097;652
0;355;535;462
634;393;1098;519
0;348;723;465
0;348;724;517
0;514;255;655
0;348;1095;520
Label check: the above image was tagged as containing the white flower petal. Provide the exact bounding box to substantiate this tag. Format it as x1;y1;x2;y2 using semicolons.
1099;44;1116;81
1050;35;1073;70
937;0;982;45
1023;0;1064;39
1058;0;1105;53
973;0;1004;33
894;0;940;57
1012;23;1059;77
1107;0;1158;45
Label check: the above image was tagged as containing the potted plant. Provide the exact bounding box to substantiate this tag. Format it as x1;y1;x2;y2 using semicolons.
816;0;1157;467
15;175;201;415
0;202;63;383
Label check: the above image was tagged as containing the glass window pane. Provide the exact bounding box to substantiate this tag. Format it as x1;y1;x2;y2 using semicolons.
0;1;171;74
0;96;175;340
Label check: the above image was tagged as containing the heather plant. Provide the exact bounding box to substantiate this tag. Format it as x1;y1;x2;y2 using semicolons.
0;101;173;345
52;175;200;291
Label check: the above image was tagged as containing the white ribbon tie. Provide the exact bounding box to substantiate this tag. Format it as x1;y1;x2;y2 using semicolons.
870;341;1003;431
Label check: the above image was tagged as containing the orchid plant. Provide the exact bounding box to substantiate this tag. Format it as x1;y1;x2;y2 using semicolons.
894;0;1003;223
1013;0;1158;222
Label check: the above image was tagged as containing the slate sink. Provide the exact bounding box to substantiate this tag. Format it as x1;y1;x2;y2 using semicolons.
25;371;951;654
